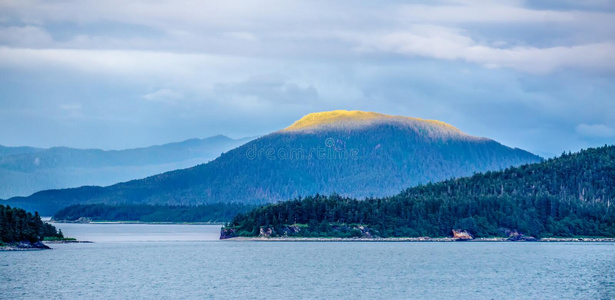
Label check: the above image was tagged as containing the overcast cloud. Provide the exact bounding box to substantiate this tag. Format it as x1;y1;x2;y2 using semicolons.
0;0;614;157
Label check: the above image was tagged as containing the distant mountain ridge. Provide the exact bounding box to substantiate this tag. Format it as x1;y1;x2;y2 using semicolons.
0;145;45;157
0;135;252;198
5;110;542;215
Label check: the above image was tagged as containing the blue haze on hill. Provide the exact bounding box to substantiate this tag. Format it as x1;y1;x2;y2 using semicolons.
4;111;542;215
0;135;252;199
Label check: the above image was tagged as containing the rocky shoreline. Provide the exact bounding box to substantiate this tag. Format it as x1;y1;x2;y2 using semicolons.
0;241;51;251
222;236;615;242
1;239;93;251
52;218;224;225
221;226;615;242
42;240;93;244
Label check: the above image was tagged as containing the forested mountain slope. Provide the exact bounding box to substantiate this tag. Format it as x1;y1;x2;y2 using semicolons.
227;145;615;238
5;110;541;215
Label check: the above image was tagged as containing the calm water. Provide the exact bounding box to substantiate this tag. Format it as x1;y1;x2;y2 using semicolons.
1;224;614;299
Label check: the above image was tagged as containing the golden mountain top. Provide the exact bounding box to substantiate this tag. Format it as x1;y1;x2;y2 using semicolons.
283;110;462;134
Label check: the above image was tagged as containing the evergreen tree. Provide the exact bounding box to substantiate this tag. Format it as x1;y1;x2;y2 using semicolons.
227;145;615;238
0;205;63;243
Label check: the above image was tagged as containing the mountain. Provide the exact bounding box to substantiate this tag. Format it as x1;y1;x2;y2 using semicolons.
0;145;45;157
0;135;252;199
226;145;615;239
4;110;541;215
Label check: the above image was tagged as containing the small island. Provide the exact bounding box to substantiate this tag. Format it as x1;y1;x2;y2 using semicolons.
0;204;74;250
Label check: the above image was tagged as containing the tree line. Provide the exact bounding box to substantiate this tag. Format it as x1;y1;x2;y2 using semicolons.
1;204;63;244
6;123;540;216
53;203;256;223
227;145;615;238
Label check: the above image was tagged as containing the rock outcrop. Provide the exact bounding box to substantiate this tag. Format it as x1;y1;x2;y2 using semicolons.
505;230;537;242
219;227;236;240
280;225;302;236
452;229;474;241
259;227;273;237
220;224;378;239
1;241;51;250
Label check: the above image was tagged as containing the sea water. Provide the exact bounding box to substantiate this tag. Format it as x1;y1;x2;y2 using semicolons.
1;224;614;299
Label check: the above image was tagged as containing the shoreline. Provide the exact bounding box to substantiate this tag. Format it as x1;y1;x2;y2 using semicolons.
42;240;93;244
0;241;50;251
0;247;47;251
223;237;615;242
51;220;225;225
1;239;93;251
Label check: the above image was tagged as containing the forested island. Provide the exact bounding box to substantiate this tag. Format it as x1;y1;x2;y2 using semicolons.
222;145;615;240
53;203;255;223
1;204;66;249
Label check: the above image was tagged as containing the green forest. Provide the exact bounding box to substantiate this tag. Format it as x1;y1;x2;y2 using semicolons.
53;203;256;223
5;122;539;216
226;145;615;238
0;205;64;245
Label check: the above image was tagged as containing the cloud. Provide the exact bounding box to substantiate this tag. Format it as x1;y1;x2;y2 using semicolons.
142;89;184;103
224;32;260;42
0;26;53;47
59;103;82;111
575;124;615;138
209;76;319;111
395;2;577;24
356;25;615;74
0;0;614;156
0;47;257;85
1;1;614;73
57;103;84;120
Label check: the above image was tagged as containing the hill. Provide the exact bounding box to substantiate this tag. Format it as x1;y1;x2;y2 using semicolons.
0;135;251;198
225;145;615;238
4;110;541;215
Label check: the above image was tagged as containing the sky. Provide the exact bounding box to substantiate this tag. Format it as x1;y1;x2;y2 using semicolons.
0;0;614;157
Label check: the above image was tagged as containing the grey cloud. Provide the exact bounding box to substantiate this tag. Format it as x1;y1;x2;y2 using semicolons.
142;89;184;103
355;25;615;74
2;1;614;69
0;26;53;47
576;124;615;138
0;0;613;157
211;76;319;107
